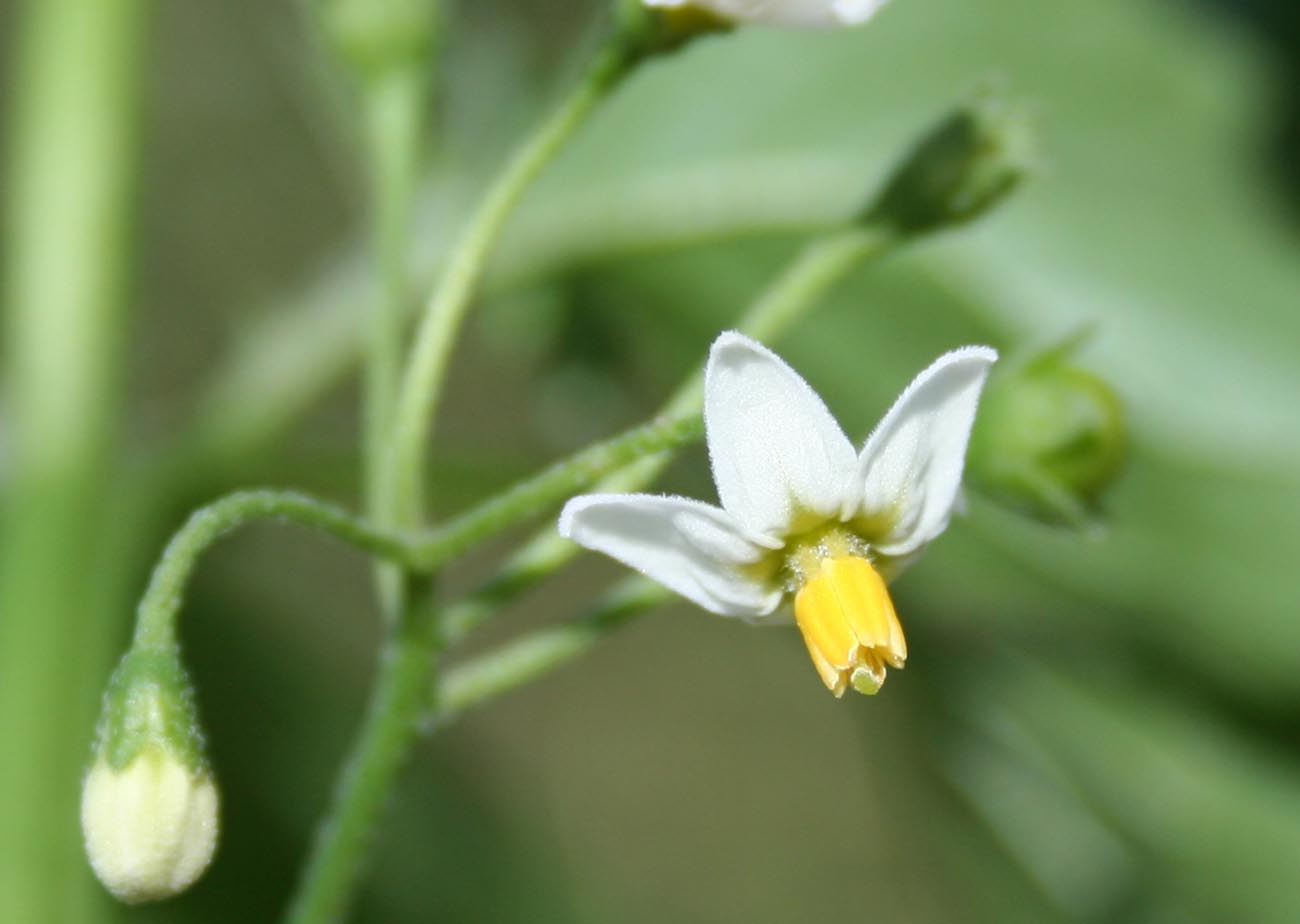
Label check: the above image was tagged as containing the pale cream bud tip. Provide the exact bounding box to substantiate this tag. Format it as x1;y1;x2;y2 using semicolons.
81;750;219;903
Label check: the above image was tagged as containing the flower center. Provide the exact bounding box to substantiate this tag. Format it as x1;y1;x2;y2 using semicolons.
789;533;907;698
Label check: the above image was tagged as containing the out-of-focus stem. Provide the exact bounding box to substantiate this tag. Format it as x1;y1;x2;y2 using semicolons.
0;0;153;918
361;68;428;613
381;41;634;528
285;27;638;923
186;156;865;471
434;577;666;727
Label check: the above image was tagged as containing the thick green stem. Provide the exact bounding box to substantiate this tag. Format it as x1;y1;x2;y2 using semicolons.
0;0;152;918
381;42;633;526
440;224;896;644
283;578;442;924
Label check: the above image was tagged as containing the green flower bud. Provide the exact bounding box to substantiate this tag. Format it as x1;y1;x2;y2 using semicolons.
81;647;218;903
612;0;733;60
322;0;440;78
866;90;1037;236
968;332;1126;530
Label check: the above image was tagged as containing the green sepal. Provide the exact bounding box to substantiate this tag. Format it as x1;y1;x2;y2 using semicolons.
968;329;1127;531
321;0;440;80
92;646;209;774
865;88;1037;236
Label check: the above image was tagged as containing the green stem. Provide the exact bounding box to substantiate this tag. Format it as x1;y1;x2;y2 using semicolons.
382;40;633;525
186;156;868;470
362;69;427;527
0;0;152;917
127;412;711;653
283;577;442;924
284;31;641;921
735;224;896;342
130;490;420;651
412;411;702;568
439;223;896;644
434;577;665;727
288;40;437;922
360;68;429;620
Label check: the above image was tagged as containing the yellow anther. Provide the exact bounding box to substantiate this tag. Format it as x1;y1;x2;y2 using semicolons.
793;555;907;697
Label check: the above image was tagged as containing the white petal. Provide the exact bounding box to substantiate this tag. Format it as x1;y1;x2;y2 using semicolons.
558;493;782;619
704;331;858;538
830;0;889;24
850;346;998;556
642;0;878;28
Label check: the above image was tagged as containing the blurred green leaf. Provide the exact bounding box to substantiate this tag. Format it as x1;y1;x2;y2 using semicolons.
963;656;1300;924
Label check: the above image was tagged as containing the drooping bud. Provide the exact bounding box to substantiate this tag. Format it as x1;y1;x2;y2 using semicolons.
866;89;1037;236
321;0;441;78
81;647;218;903
967;331;1126;531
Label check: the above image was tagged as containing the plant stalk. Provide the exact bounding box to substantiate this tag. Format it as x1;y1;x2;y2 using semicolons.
361;67;428;613
283;578;441;924
381;41;633;527
283;26;638;923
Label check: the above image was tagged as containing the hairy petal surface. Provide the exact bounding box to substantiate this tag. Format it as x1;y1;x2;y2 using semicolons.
559;493;782;618
705;331;857;538
850;347;998;556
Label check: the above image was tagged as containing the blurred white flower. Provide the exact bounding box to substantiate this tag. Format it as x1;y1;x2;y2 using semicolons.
560;331;996;696
643;0;889;29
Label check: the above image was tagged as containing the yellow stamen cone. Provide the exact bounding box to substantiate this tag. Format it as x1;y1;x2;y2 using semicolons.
793;556;907;697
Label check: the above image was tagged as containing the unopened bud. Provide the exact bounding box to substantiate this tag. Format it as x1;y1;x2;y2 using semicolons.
867;90;1036;235
968;332;1126;530
613;0;733;60
322;0;440;78
81;647;218;903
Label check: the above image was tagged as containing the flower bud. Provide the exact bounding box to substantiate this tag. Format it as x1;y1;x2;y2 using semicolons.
81;647;218;903
612;0;734;60
967;333;1126;530
81;751;218;904
322;0;440;78
866;90;1037;236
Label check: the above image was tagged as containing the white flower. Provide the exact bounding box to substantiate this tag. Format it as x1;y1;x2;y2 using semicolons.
81;749;219;903
643;0;889;28
559;331;996;697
